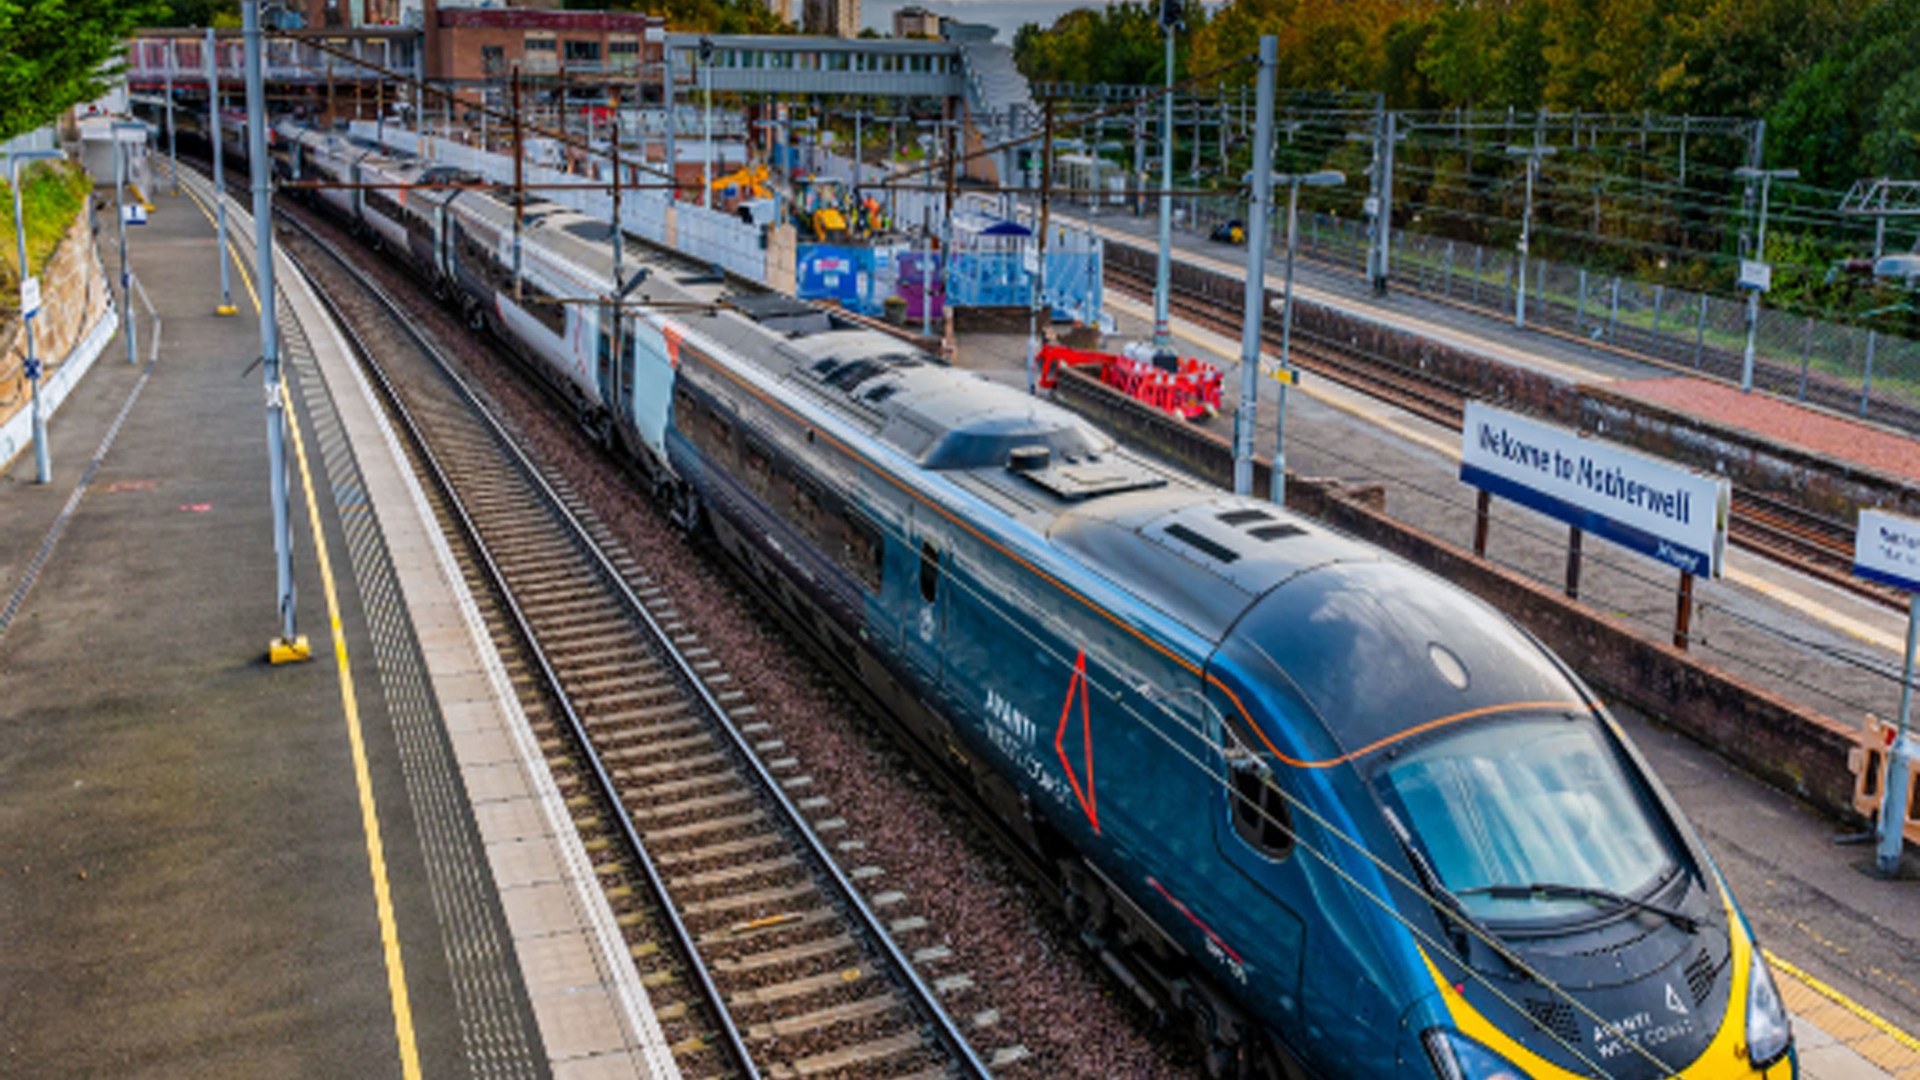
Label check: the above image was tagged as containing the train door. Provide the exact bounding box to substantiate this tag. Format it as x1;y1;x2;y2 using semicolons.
897;501;947;701
616;325;636;429
433;202;453;280
595;307;615;408
1198;669;1307;1024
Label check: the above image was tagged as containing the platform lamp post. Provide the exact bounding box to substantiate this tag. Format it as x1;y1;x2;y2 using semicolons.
1734;166;1798;393
245;0;307;664
699;36;714;210
1230;34;1277;498
111;120;146;368
1269;169;1343;506
10;148;63;484
206;28;237;316
1506;142;1555;330
1151;0;1180;350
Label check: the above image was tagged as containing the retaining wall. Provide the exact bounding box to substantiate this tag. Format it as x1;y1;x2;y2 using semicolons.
1;211;114;468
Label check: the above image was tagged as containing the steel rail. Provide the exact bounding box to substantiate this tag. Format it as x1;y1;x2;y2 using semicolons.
280;207;993;1080
280;209;763;1079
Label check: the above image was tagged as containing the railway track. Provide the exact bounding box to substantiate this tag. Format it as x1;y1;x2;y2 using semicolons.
1103;253;1906;611
278;208;992;1080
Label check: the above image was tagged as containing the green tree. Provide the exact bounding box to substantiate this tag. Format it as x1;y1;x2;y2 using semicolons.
1768;0;1920;184
1014;1;1191;87
0;0;169;140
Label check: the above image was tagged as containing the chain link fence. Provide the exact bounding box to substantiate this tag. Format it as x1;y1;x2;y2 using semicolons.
1176;190;1920;432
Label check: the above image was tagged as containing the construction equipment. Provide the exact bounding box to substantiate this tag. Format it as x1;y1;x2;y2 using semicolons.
709;162;772;208
792;174;851;242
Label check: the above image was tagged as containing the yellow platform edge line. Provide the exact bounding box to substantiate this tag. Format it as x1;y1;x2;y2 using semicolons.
184;176;422;1079
1765;948;1920;1058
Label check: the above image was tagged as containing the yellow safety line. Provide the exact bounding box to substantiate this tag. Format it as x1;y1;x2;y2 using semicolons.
185;175;422;1079
284;379;423;1080
1765;948;1920;1056
180;186;263;315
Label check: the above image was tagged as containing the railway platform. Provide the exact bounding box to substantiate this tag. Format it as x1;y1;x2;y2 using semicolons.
0;171;670;1079
1090;211;1919;492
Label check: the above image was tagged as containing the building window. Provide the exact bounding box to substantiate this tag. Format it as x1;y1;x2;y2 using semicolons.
609;38;638;72
481;45;504;75
524;35;556;73
564;39;600;64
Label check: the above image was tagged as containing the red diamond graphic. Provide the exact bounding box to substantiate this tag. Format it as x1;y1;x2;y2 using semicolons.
1055;649;1098;833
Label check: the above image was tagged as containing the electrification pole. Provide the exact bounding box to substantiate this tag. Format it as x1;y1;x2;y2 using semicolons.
10;149;62;483
1232;35;1276;497
1271;169;1343;504
1507;140;1556;329
207;27;236;315
1152;0;1178;349
112;122;142;368
1735;165;1798;392
245;0;306;663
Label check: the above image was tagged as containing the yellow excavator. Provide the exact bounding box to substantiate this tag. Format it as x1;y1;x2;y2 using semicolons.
709;163;773;206
792;175;851;242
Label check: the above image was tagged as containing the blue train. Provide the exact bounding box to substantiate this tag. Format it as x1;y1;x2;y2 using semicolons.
268;121;1798;1080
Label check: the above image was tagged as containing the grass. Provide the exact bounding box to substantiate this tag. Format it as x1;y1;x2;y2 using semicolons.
0;160;93;299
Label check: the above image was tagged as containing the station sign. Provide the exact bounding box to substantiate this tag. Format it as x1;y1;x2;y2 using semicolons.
1739;259;1772;292
122;202;149;225
1460;401;1731;577
1853;509;1920;594
20;276;40;320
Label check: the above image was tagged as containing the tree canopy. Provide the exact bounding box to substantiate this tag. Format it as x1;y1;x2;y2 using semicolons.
0;0;169;141
1012;0;1919;185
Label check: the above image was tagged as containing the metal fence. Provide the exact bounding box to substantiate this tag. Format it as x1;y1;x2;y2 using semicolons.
1182;192;1920;432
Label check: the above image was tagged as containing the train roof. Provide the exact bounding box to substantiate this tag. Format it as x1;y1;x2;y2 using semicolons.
1046;488;1387;641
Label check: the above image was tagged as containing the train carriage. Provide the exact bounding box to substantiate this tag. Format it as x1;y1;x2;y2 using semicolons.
256;122;1799;1080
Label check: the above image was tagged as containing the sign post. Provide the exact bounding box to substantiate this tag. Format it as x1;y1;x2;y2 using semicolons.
1853;508;1920;875
1459;401;1731;646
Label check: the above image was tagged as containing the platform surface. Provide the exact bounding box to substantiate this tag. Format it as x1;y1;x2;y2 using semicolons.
0;170;668;1080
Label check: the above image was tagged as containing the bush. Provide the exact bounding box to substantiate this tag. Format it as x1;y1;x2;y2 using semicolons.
0;159;92;300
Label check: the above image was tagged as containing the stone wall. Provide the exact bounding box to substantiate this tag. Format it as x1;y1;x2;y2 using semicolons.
1;212;110;432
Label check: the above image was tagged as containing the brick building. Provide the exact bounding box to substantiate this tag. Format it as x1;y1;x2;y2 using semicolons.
891;4;941;38
423;6;665;86
803;0;859;39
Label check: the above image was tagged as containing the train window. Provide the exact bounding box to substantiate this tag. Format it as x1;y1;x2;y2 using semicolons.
704;408;733;459
1227;737;1294;858
918;540;939;603
843;514;883;592
743;437;772;492
793;479;823;537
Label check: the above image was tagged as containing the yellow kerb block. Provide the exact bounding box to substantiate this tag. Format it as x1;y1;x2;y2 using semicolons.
269;635;312;664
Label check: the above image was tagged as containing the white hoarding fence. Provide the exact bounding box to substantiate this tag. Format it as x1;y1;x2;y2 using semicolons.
1460;400;1731;578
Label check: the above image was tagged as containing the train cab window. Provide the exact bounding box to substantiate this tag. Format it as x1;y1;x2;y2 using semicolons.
918;541;940;603
1227;734;1294;858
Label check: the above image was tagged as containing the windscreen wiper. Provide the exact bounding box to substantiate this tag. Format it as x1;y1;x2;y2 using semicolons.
1457;882;1705;933
1382;808;1503;955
